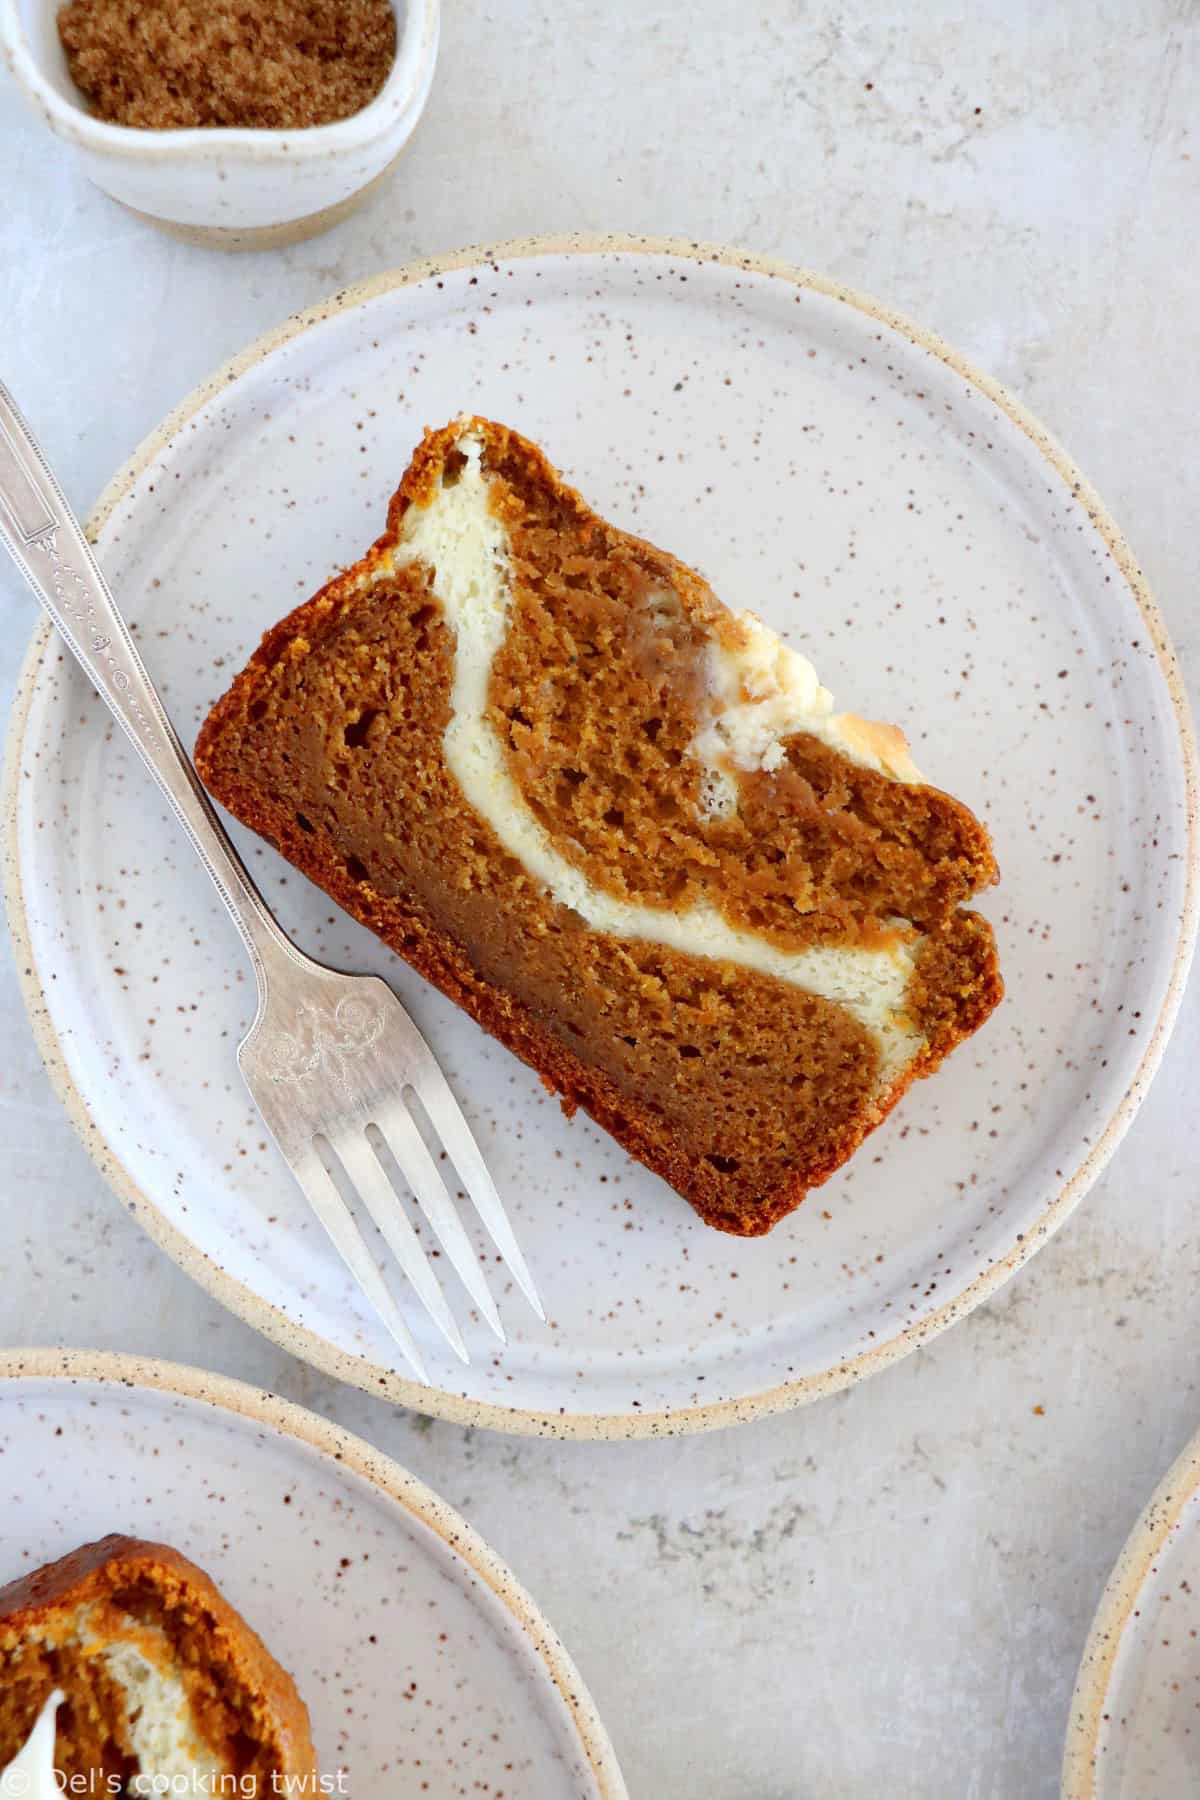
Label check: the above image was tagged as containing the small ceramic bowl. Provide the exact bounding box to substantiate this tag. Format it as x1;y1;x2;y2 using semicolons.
0;0;439;247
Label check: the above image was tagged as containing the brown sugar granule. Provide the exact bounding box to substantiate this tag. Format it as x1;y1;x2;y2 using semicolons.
56;0;397;131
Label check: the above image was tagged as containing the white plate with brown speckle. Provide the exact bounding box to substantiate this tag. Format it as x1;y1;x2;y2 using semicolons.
1063;1424;1200;1798
0;1349;625;1796
4;236;1197;1436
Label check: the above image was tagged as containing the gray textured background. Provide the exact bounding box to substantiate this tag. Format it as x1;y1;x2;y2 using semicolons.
2;4;1198;1795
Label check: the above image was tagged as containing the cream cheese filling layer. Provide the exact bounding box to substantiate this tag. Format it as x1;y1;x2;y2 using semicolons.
387;432;924;1082
690;613;922;820
11;1616;224;1793
101;1638;224;1788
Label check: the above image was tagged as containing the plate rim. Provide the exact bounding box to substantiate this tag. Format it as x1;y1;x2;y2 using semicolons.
0;1343;628;1797
4;230;1197;1440
1061;1421;1200;1797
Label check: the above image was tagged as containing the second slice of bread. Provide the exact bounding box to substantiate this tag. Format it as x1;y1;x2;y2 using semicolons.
0;1534;316;1786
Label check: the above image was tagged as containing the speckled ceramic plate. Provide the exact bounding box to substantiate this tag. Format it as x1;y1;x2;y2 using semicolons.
4;236;1197;1436
0;1348;625;1796
1063;1426;1200;1798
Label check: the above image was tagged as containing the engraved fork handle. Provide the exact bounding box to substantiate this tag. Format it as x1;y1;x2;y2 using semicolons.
0;380;295;998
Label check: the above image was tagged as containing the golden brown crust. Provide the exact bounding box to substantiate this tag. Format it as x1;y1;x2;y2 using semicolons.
195;417;1003;1236
0;1535;315;1780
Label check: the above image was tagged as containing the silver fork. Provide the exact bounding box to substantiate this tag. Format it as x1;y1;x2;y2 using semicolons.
0;383;542;1385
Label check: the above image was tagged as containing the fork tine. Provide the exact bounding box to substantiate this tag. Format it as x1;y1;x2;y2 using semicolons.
329;1125;469;1365
291;1144;431;1385
410;1060;546;1321
370;1101;505;1344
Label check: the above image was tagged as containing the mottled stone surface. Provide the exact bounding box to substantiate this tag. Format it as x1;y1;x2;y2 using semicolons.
1;3;1197;1794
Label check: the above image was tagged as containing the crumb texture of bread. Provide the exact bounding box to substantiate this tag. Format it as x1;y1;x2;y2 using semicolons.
196;418;1002;1236
0;1535;316;1786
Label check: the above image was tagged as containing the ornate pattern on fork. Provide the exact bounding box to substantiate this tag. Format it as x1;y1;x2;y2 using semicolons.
265;995;388;1091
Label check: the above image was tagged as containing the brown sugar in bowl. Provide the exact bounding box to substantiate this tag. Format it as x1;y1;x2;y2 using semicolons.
0;0;439;247
56;0;398;133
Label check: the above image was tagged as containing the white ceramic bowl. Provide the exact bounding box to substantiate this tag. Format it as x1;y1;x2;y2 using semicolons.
0;0;439;246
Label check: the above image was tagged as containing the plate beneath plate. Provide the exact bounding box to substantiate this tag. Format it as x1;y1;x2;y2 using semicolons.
0;1349;624;1795
4;236;1196;1433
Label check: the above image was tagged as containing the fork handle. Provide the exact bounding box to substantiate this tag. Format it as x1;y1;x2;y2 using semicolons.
0;380;295;998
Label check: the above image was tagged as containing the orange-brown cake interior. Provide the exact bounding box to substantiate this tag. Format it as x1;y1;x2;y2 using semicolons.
0;1536;315;1784
481;429;997;946
196;418;1002;1235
